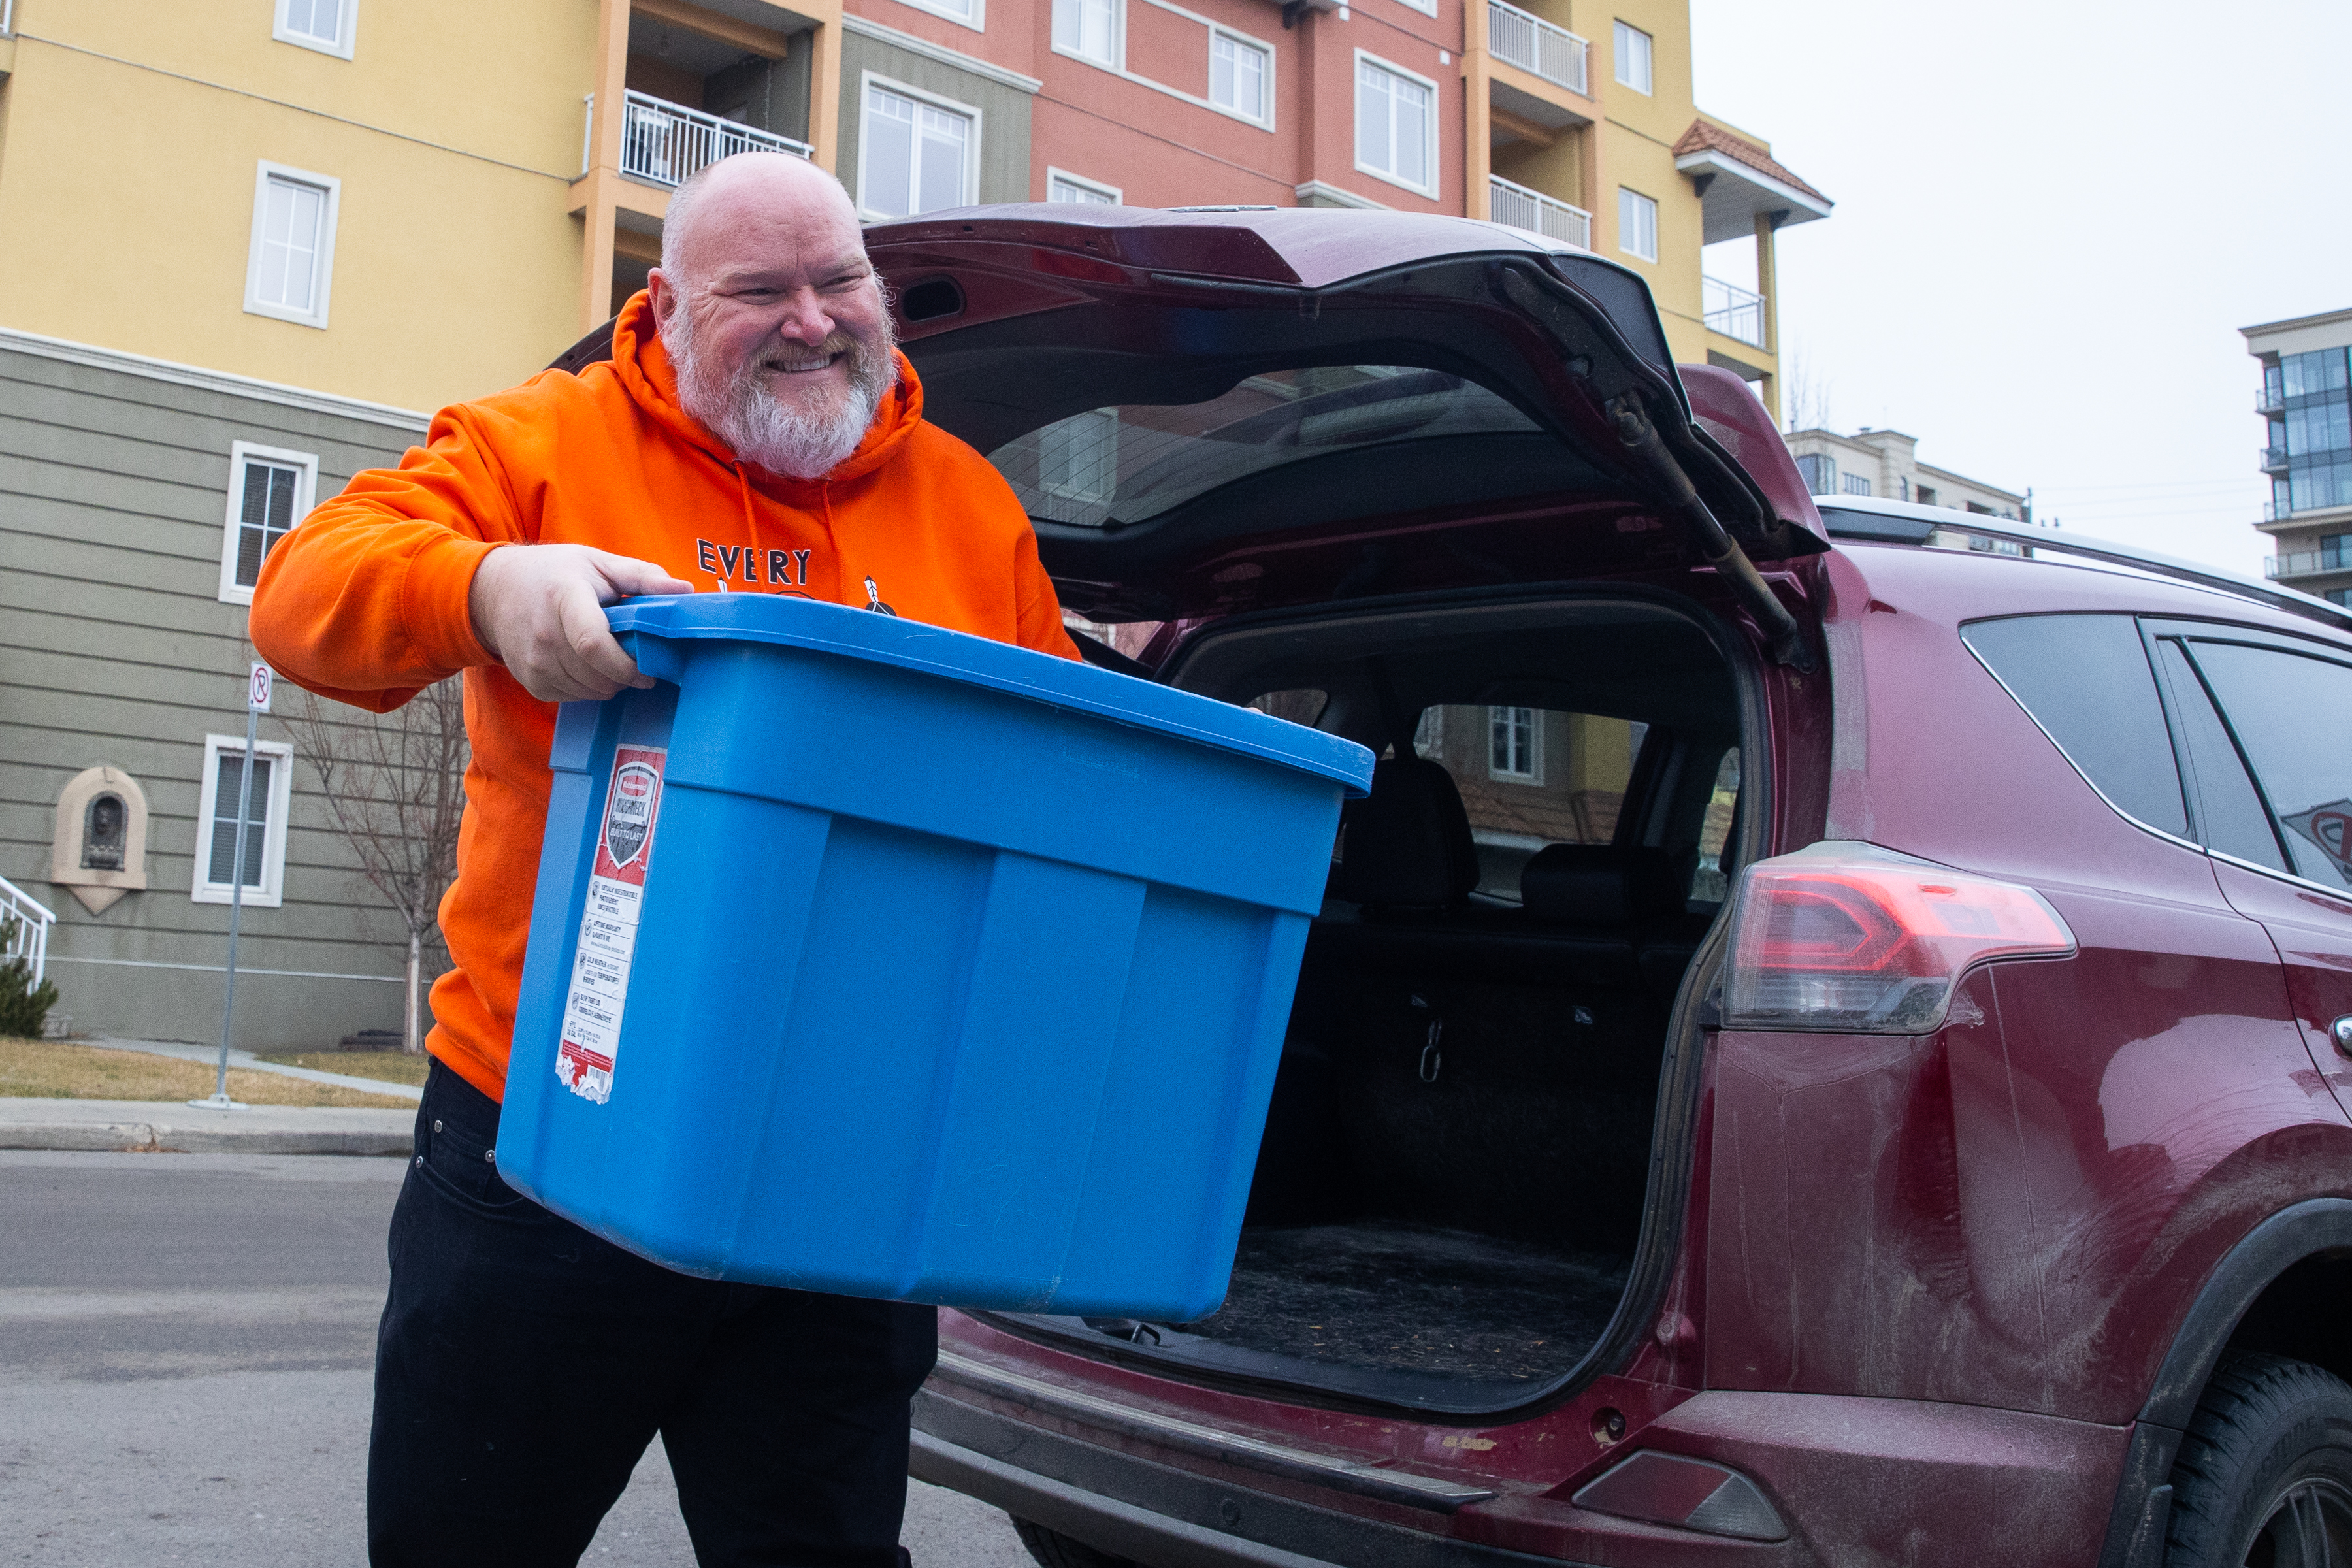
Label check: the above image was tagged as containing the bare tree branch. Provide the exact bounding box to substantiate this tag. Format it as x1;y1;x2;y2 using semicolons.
282;679;469;1054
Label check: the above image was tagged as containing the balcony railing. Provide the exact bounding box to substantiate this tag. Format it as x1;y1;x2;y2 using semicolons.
2266;542;2352;580
1703;274;1766;348
1486;0;1588;93
617;90;811;188
1;874;54;987
1488;176;1590;250
2261;443;2292;473
2257;388;2286;416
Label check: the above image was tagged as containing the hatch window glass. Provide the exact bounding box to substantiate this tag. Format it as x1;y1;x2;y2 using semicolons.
1414;705;1645;900
2153;641;2287;872
988;365;1540;529
1688;746;1740;904
2181;640;2352;891
1962;614;2188;838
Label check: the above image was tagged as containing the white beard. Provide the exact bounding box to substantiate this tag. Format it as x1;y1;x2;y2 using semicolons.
662;300;898;480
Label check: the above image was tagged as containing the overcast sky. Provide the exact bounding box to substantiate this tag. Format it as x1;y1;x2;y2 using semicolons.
1688;0;2352;578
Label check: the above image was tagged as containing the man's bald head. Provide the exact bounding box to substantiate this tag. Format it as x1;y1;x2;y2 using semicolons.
659;153;859;280
646;152;896;479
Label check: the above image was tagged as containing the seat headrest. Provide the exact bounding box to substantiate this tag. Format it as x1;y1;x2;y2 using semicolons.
1332;757;1480;909
1521;844;1681;926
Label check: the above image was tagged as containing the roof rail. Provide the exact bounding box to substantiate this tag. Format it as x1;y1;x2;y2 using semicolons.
1816;500;2352;635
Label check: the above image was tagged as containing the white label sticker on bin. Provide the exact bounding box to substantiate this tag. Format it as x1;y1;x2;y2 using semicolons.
557;745;666;1105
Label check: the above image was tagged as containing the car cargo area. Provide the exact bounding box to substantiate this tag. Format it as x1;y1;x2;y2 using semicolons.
1007;595;1746;1409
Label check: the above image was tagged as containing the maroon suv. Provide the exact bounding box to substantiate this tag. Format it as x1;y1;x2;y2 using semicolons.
859;206;2352;1568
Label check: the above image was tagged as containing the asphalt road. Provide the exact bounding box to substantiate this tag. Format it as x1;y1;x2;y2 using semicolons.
0;1150;1034;1566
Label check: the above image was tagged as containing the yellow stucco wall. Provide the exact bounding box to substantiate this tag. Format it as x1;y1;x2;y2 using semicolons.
0;1;598;412
1571;0;1706;363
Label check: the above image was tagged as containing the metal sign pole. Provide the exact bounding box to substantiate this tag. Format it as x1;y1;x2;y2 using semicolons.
193;664;269;1111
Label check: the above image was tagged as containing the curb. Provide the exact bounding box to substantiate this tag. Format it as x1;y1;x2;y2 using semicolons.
0;1124;415;1156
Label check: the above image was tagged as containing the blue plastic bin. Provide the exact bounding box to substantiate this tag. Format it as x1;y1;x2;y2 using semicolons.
498;595;1372;1319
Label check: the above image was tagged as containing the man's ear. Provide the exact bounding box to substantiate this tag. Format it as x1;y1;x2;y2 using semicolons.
646;268;676;325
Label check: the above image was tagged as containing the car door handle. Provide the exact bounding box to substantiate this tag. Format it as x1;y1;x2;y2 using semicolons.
2332;1016;2352;1056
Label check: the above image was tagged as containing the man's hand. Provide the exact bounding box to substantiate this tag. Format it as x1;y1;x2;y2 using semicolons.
468;545;694;702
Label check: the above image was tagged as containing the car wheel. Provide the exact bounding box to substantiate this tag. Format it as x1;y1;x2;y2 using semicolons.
1010;1515;1143;1568
2166;1350;2352;1565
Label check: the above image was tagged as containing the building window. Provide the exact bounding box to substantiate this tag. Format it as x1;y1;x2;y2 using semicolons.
1617;186;1657;261
1355;55;1437;197
1489;706;1542;783
1841;474;1873;497
858;81;975;221
1053;0;1120;67
1612;20;1652;93
274;0;355;59
217;443;319;606
1039;410;1119;502
1916;483;1938;506
244;163;341;329
1414;706;1443;758
2327;589;2351;608
1047;169;1120;204
893;0;983;31
1211;32;1271;123
192;735;295;908
1793;453;1835;494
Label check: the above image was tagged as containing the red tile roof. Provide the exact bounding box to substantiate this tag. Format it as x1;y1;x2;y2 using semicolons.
1672;120;1827;206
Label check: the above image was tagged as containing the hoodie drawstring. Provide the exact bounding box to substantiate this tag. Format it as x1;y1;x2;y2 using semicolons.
728;464;759;593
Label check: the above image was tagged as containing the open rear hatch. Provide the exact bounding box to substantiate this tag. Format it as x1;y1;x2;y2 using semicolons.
866;206;1818;1417
869;204;1825;661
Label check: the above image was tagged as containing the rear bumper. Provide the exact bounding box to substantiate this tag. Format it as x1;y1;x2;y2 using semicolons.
912;1388;1578;1568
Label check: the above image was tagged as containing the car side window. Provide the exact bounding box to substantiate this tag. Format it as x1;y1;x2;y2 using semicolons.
2181;640;2352;892
2151;640;2289;872
1961;613;2189;838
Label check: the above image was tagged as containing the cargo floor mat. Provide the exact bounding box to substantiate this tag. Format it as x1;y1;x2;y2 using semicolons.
1182;1220;1631;1382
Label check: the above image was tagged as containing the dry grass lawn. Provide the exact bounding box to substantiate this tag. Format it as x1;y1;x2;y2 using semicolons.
259;1050;431;1086
0;1037;417;1109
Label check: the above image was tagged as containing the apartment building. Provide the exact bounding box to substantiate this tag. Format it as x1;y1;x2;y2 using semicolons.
1784;425;2027;520
2248;308;2352;608
0;0;1818;1046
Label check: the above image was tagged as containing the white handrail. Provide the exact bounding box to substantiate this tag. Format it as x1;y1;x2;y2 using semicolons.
1;874;55;987
1488;176;1590;250
1486;0;1588;93
620;90;812;188
1703;274;1765;348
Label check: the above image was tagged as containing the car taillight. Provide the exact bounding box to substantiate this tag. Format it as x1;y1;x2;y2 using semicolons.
1722;842;2074;1034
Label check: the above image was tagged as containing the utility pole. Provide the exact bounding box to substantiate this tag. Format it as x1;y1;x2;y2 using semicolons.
191;662;270;1110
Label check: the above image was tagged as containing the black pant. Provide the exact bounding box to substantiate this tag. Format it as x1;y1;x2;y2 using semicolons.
368;1061;938;1567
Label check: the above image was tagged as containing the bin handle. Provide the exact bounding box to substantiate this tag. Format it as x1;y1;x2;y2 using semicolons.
616;629;686;687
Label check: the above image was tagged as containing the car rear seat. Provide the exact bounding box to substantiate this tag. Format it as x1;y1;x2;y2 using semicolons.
1521;844;1712;1003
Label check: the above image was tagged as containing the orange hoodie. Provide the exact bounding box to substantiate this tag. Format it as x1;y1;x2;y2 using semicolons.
251;291;1079;1101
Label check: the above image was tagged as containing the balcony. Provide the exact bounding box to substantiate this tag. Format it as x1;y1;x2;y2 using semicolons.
2261;443;2292;474
2258;387;2286;416
1486;0;1588;94
1703;274;1765;348
2265;542;2352;579
1488;176;1590;249
617;89;810;188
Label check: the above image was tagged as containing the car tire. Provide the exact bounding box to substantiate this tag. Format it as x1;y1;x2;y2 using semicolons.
1010;1515;1143;1568
2164;1350;2352;1565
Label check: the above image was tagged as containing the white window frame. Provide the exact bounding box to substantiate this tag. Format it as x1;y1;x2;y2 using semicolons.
244;161;342;329
1612;19;1651;94
274;0;357;59
216;442;319;606
1047;167;1122;204
1051;0;1124;70
192;734;295;908
1353;51;1440;200
1039;409;1120;502
890;0;985;33
1207;27;1274;127
1618;185;1658;263
1488;706;1544;785
854;73;982;222
1392;0;1437;18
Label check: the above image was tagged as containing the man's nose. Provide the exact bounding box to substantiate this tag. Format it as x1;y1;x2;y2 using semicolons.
773;289;835;344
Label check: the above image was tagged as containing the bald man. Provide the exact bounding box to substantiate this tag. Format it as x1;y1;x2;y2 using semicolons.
252;153;1079;1567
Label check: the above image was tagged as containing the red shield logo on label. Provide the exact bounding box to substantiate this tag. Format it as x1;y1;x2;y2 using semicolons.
591;747;666;889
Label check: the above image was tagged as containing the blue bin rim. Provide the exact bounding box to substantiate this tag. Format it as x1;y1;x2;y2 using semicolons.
606;595;1375;794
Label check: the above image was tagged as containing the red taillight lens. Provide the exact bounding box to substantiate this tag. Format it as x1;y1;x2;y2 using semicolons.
1723;843;2074;1033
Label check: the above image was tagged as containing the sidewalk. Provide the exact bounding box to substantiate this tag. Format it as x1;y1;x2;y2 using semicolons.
0;1096;415;1156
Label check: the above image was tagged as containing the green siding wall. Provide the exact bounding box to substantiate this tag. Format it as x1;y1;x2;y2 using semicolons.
0;339;432;1049
836;27;1035;213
